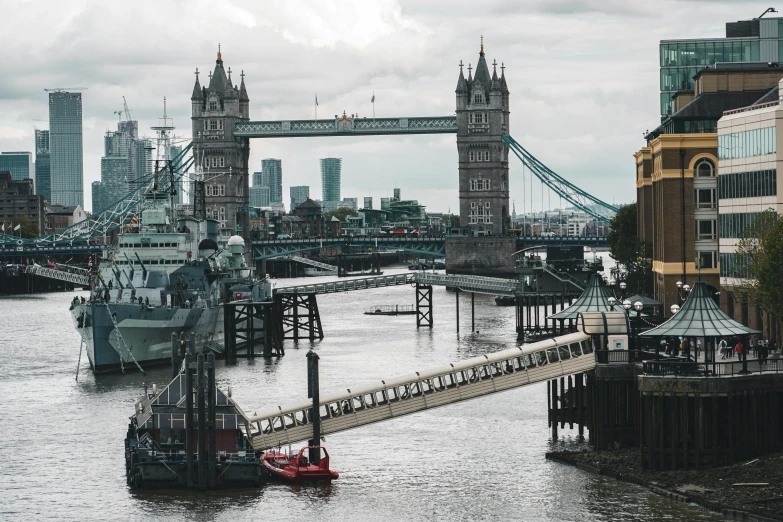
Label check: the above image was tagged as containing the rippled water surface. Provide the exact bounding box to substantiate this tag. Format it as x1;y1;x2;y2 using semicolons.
0;268;724;521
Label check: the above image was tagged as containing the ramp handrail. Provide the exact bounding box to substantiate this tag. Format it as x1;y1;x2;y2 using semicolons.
247;332;595;450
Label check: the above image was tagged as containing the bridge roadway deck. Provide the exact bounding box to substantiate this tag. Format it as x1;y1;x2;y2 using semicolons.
247;331;596;451
274;272;521;296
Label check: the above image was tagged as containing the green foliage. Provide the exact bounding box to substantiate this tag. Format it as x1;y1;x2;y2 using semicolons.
14;215;39;238
607;203;653;295
324;207;358;222
736;210;783;320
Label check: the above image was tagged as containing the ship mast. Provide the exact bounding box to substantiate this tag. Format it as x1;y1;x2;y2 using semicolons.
150;97;177;232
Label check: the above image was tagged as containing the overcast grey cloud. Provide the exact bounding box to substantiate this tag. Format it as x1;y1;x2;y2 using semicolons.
0;0;774;212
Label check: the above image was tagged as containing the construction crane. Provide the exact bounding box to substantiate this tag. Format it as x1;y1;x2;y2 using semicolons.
113;110;123;122
123;96;133;121
44;87;88;92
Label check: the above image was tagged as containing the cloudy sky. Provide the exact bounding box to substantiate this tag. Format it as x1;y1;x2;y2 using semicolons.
0;0;775;213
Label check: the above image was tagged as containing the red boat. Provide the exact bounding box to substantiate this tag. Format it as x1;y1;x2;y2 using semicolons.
260;446;339;485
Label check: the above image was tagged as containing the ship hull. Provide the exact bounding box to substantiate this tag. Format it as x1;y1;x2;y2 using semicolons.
71;302;224;374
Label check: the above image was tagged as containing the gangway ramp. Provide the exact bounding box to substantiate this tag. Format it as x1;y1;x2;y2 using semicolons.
247;331;596;450
281;255;338;273
275;273;414;295
274;272;521;296
25;264;90;286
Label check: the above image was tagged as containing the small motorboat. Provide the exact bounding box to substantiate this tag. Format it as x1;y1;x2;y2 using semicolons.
260;446;339;485
494;295;516;306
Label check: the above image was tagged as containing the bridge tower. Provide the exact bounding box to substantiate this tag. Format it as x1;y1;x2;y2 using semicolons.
190;46;250;237
455;38;510;236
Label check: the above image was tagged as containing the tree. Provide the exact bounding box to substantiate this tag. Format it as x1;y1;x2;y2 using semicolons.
13;215;39;238
606;203;653;295
324;207;358;222
735;210;783;321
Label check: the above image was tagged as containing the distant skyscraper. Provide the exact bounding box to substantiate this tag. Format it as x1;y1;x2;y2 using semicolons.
35;130;50;202
250;171;265;207
320;158;341;212
92;122;134;212
0;152;32;182
129;138;152;193
290;185;310;212
261;158;283;203
48;91;84;207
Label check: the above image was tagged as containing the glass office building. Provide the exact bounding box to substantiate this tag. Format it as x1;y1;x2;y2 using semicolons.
48;91;84;207
261;159;283;203
0;152;32;182
320;157;342;211
35;130;50;202
660;16;783;116
290;185;310;212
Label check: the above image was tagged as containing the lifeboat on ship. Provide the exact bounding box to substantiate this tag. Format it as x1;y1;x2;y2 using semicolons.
260;446;339;485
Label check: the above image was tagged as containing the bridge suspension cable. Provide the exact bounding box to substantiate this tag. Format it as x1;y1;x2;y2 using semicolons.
502;134;619;222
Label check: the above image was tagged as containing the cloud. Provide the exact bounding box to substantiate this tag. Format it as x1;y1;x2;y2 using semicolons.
0;0;776;213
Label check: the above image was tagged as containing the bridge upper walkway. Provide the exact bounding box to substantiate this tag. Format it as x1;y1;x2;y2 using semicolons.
247;331;595;451
280;255;338;272
274;272;522;296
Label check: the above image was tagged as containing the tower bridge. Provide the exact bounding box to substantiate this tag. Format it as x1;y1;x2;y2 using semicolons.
0;41;617;279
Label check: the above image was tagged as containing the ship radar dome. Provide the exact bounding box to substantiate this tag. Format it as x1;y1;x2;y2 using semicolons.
227;235;245;247
198;238;219;251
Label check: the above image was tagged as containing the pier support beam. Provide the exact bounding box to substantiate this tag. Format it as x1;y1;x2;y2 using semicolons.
207;353;217;488
307;350;321;465
471;292;475;333
196;353;207;491
184;345;194;488
415;284;433;328
455;288;460;333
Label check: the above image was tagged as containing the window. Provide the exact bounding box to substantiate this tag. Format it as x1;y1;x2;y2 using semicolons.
469;179;490;191
695;219;716;240
695;159;714;177
694;188;716;209
483;150;490;161
473;93;483;104
468;201;492;224
696;251;716;269
719;212;762;238
718;169;777;200
718;127;776;160
208;100;218;111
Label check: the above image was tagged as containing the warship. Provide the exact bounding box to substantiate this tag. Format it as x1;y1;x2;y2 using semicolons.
70;165;268;374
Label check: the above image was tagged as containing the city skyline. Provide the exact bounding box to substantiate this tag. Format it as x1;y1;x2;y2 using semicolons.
0;1;777;212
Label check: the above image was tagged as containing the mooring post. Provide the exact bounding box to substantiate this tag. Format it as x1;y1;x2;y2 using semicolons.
184;350;194;488
307;350;321;465
551;378;559;440
263;304;272;357
196;353;207;491
207;353;217;489
455;288;460;333
171;332;179;378
471;292;475;333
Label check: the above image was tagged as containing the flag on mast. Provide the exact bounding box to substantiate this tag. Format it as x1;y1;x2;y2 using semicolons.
371;93;375;103
13;224;20;231
315;94;319;106
1;223;4;232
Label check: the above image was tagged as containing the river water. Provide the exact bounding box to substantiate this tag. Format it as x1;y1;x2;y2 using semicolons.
0;267;724;521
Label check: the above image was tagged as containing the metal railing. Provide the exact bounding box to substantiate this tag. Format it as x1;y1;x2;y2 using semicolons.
723;100;779;116
275;273;415;295
415;272;520;295
643;358;783;377
595;350;650;364
365;305;415;314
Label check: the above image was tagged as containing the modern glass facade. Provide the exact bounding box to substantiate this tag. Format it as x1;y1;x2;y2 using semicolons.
660;17;783;116
261;159;283;203
35;130;50;202
91;123;134;212
717;168;777;199
718;126;776;160
250;186;270;207
49;91;84;207
320;157;341;210
290;185;309;211
128;138;152;193
0;152;32;182
719;212;762;239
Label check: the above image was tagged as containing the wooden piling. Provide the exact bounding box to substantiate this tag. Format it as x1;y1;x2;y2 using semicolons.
197;353;207;491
